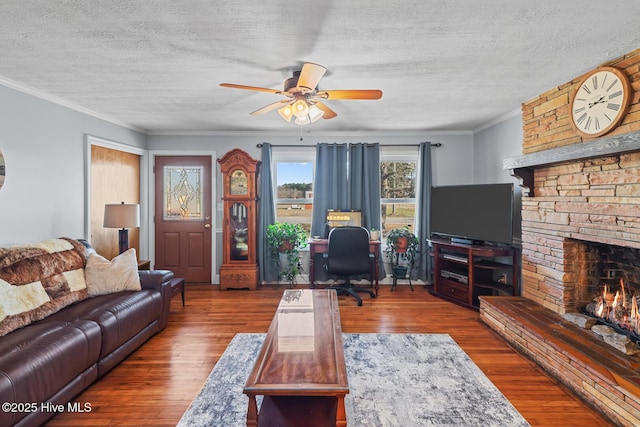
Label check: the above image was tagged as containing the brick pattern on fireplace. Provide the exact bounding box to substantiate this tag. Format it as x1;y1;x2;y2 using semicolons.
522;152;640;314
522;48;640;155
518;48;640;314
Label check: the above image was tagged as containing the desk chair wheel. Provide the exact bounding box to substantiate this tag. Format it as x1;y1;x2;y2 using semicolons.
357;300;363;306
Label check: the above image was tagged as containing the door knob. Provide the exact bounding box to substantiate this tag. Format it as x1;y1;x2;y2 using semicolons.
205;224;211;228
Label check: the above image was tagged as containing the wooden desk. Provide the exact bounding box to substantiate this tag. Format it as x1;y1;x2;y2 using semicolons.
308;238;380;296
244;289;349;427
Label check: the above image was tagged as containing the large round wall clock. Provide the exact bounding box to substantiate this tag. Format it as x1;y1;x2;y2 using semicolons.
570;66;632;138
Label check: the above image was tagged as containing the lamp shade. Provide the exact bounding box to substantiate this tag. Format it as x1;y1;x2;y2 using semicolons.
278;104;294;122
292;98;310;118
308;104;324;123
103;202;140;228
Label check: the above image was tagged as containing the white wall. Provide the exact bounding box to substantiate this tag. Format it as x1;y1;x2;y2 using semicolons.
147;132;475;275
472;111;523;183
4;79;529;276
472;111;524;243
0;85;146;246
148;131;475;187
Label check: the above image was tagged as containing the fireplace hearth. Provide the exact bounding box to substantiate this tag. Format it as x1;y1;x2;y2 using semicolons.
496;134;640;425
480;296;640;427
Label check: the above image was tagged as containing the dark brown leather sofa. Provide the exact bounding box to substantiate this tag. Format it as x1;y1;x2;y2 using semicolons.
0;255;173;427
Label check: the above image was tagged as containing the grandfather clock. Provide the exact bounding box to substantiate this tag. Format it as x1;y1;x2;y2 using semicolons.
218;148;260;290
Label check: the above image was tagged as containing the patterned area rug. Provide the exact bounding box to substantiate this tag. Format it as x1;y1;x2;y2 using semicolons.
178;333;529;427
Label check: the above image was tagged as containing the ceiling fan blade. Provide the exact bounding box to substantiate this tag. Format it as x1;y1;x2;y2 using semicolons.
317;89;383;100
314;101;337;119
250;100;291;115
296;62;327;91
220;83;285;95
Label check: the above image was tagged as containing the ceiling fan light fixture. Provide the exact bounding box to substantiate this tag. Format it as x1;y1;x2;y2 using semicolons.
220;62;382;126
308;104;324;123
292;99;309;119
278;105;294;122
294;115;311;125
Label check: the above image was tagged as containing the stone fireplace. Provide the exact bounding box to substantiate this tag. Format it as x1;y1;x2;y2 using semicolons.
520;151;640;315
480;144;640;427
480;48;640;426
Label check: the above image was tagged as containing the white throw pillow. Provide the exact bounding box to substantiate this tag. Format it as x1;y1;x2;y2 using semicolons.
85;249;142;296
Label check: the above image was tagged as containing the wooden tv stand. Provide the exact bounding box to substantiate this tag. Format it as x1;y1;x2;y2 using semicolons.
428;238;518;310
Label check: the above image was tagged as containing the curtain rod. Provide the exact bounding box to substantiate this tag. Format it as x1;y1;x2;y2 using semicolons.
256;142;442;148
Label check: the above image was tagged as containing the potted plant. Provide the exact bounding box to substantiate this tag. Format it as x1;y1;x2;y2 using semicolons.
385;226;419;279
369;227;380;241
266;222;308;285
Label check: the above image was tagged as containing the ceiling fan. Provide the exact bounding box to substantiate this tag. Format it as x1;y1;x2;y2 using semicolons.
220;62;383;125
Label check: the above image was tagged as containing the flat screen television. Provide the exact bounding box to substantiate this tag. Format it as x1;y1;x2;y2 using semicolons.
430;183;514;245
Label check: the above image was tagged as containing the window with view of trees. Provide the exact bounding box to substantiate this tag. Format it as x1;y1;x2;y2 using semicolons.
271;149;417;240
380;160;417;237
275;161;313;237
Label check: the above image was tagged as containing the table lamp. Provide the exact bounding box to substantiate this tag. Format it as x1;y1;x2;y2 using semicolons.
104;202;140;254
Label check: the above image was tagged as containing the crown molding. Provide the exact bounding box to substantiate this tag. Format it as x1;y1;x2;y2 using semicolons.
473;108;522;134
147;129;473;137
0;75;147;134
1;73;514;137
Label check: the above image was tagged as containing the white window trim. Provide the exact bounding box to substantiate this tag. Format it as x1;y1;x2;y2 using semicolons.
272;150;316;206
380;148;419;238
380;149;418;204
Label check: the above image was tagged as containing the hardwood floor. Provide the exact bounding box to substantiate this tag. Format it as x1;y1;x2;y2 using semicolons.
47;284;613;426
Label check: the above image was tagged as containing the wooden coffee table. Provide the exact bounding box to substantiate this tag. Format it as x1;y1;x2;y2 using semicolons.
244;289;349;427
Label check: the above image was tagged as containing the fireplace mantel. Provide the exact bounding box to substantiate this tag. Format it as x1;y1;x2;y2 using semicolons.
504;130;640;196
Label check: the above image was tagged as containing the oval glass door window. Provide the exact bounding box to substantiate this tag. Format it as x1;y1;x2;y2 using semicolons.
0;150;5;190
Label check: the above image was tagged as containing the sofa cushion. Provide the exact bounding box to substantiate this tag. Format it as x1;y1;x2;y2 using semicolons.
0;319;101;427
85;249;141;296
46;289;162;358
0;238;88;337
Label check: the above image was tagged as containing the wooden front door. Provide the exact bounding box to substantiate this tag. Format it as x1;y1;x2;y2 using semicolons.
154;156;212;283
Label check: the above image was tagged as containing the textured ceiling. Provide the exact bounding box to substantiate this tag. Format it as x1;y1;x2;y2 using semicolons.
0;1;638;134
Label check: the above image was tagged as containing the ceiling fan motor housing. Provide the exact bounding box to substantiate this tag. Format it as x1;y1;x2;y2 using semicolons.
284;71;302;93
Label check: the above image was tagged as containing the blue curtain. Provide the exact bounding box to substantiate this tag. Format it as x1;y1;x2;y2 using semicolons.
348;143;381;230
415;142;433;281
258;143;278;282
349;143;383;277
311;143;348;237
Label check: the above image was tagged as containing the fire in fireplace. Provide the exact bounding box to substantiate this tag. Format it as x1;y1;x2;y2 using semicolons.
584;279;640;343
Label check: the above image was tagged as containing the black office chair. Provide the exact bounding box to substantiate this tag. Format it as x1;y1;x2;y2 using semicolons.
324;226;377;306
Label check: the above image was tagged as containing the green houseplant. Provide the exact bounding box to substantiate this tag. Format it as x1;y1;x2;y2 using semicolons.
266;222;308;285
369;227;380;241
384;226;419;278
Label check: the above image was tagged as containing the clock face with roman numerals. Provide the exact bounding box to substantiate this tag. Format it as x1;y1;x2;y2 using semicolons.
570;67;631;138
